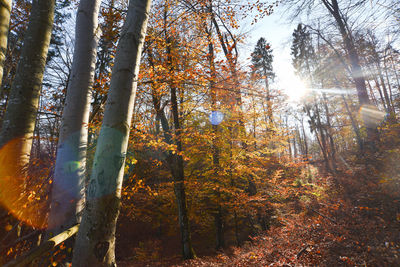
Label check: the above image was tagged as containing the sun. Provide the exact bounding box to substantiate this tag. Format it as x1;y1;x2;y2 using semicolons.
273;58;310;102
280;72;310;102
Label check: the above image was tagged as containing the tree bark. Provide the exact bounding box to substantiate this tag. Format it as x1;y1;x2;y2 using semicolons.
321;0;379;143
342;94;363;151
0;0;55;223
322;93;337;171
0;0;12;87
321;0;370;105
205;15;225;249
165;11;195;258
47;0;101;236
3;224;79;267
72;0;151;265
301;118;308;160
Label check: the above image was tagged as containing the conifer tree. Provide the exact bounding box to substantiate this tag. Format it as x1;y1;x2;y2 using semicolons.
291;24;315;77
251;37;275;122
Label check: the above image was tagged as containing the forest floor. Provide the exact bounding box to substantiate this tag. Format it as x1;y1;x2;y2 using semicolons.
119;161;400;267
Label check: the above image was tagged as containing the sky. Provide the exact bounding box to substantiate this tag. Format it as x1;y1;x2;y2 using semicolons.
239;6;305;102
240;0;399;99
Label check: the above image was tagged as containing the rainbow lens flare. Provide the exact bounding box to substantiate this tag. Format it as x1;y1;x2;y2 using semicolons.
0;138;47;229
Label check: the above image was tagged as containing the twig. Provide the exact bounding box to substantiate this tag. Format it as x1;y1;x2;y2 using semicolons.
296;244;311;259
307;207;337;224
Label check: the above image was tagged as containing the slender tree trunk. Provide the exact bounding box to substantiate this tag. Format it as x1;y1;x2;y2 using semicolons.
301;118;308;160
169;85;195;259
148;47;195;259
72;0;151;265
366;79;378;107
383;54;396;117
322;93;337;171
204;10;227;248
295;126;304;157
158;6;195;259
376;62;392;113
342;94;363;151
293;135;298;159
47;0;102;236
0;0;54;225
373;77;387;111
322;0;370;105
322;0;379;143
315;103;334;172
389;55;400;92
305;105;331;172
0;0;12;87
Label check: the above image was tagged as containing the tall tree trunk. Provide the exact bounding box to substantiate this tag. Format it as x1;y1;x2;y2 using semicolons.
148;42;195;258
164;12;195;258
373;77;387;111
389;54;400;92
322;0;370;105
305;105;331;172
301;118;308;160
322;0;379;143
47;0;102;236
0;0;54;227
376;62;392;113
209;33;225;251
383;53;396;117
169;84;195;259
0;0;55;154
72;0;152;265
0;0;12;87
342;94;363;151
366;79;379;107
322;93;337;171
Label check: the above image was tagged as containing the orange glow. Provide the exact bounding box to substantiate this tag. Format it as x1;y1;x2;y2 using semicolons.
0;138;47;229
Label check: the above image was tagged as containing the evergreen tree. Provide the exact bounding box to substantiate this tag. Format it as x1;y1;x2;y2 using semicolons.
291;23;315;77
251;37;275;88
251;37;275;122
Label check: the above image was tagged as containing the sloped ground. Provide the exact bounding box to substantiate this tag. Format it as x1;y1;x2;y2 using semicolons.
119;162;400;267
173;193;400;266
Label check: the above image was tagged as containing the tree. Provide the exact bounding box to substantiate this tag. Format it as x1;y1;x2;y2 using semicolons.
143;0;198;257
47;0;102;236
0;0;55;226
291;24;315;77
251;37;275;123
0;0;12;87
251;37;275;89
319;0;370;106
285;0;381;145
72;0;152;265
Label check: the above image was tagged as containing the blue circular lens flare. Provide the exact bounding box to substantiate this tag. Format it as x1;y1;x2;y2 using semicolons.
209;111;224;125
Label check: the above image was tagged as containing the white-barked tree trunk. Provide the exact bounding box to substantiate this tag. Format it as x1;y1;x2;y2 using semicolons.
0;0;12;86
72;0;152;265
47;0;102;236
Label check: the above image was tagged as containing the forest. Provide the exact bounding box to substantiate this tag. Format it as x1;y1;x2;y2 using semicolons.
0;0;399;266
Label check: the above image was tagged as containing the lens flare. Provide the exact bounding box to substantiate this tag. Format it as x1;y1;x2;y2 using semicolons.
359;105;386;127
209;111;224;125
281;74;310;102
0;138;47;229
